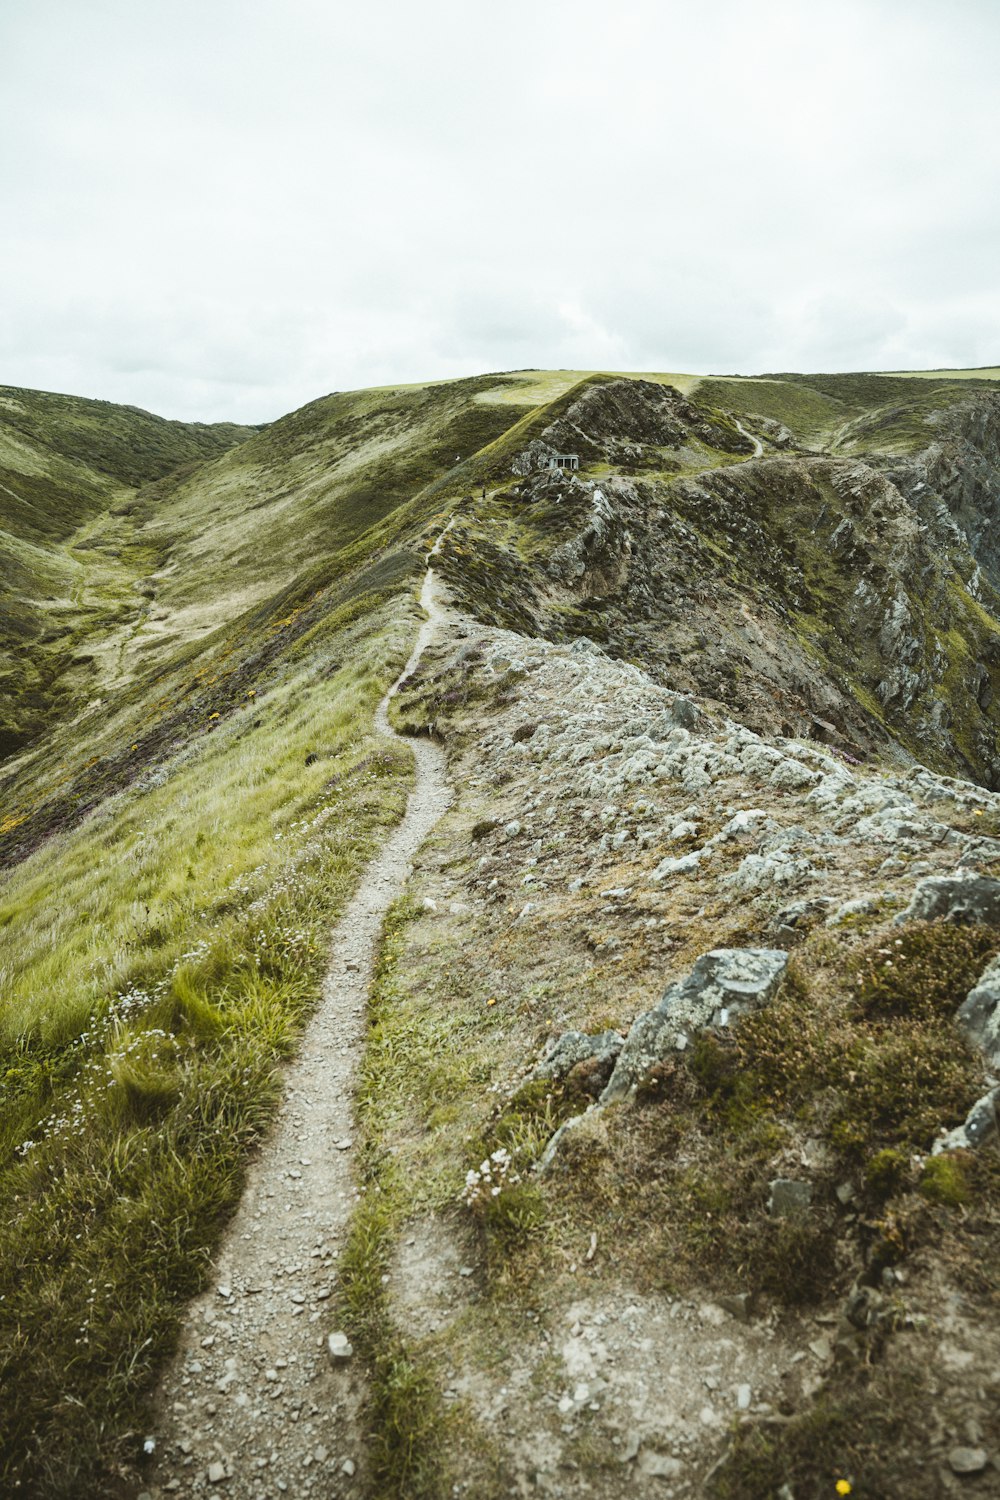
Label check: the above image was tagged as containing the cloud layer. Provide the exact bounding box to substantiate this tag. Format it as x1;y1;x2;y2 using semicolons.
2;0;999;421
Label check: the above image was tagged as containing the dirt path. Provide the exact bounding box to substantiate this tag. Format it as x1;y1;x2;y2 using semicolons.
733;417;764;459
141;555;453;1500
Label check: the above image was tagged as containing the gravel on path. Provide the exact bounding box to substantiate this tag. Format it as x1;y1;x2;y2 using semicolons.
141;557;454;1500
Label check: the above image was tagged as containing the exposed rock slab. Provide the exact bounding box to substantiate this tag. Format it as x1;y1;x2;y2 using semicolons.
601;948;789;1104
897;874;1000;927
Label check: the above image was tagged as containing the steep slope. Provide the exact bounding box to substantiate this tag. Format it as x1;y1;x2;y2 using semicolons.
0;375;534;868
433;374;1000;788
0;385;257;759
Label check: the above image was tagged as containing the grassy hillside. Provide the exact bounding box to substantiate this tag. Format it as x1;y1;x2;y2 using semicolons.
0;387;258;760
695;370;1000;451
0;374;537;1495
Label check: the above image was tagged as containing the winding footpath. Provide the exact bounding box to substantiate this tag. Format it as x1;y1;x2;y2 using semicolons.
142;551;454;1500
733;416;764;459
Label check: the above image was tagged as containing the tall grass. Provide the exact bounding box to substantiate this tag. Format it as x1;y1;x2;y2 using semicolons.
0;595;415;1497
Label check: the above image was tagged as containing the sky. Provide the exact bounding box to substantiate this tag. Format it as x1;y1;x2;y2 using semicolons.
2;0;999;423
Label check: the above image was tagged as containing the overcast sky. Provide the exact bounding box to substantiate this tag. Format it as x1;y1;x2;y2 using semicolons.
2;0;999;423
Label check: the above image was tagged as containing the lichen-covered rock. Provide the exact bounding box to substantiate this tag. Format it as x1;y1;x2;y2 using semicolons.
897;874;1000;926
956;956;1000;1067
532;1029;624;1083
711;808;773;842
932;1088;998;1154
725;851;814;893
825;893;889;927
650;850;704;881
600;948;789;1103
771;896;837;936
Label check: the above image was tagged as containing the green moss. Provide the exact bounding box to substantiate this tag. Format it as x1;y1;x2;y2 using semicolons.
919;1154;971;1206
864;1147;910;1197
850;922;998;1023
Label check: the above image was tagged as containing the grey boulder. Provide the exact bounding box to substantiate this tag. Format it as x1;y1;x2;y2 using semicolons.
956;955;1000;1068
932;1088;998;1154
532;1029;624;1083
601;948;789;1103
897;874;1000;927
768;1178;813;1218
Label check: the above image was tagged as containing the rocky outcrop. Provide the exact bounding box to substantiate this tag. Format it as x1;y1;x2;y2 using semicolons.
600;948;789;1103
545;480;634;598
927;392;1000;592
957;955;1000;1068
544;378;753;464
897;873;1000;927
933;1088;999;1154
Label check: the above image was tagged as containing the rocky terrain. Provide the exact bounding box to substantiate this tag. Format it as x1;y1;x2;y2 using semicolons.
3;366;1000;1499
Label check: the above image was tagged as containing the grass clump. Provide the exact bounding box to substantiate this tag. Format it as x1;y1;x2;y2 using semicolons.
337;894;458;1499
710;1376;923;1499
728;924;994;1163
338;1197;450;1500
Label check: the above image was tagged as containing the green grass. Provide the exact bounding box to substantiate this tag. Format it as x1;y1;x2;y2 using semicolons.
337;894;459;1498
876;365;1000;381
472;368;702;406
0;592;417;1496
0;373;528;782
693;375;851;446
0;366;547;1494
710;1379;922;1499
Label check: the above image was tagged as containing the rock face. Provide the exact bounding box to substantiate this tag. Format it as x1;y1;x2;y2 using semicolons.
957;955;1000;1068
546;481;634;598
600;948;789;1103
897;874;1000;927
930;391;1000;592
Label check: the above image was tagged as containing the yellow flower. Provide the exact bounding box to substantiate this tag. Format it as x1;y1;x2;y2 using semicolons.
835;1482;852;1496
209;712;220;720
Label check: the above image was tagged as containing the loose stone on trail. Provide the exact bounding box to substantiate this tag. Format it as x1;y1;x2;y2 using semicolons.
327;1331;353;1363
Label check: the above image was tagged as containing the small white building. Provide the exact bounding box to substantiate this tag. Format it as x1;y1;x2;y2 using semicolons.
547;452;580;471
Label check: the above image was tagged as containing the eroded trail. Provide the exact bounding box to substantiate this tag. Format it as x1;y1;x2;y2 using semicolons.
733;416;764;459
143;559;453;1500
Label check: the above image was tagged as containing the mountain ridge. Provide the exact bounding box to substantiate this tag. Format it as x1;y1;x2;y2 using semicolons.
2;365;1000;1498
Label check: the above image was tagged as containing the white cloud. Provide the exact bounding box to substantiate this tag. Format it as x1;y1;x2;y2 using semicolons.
1;0;999;421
